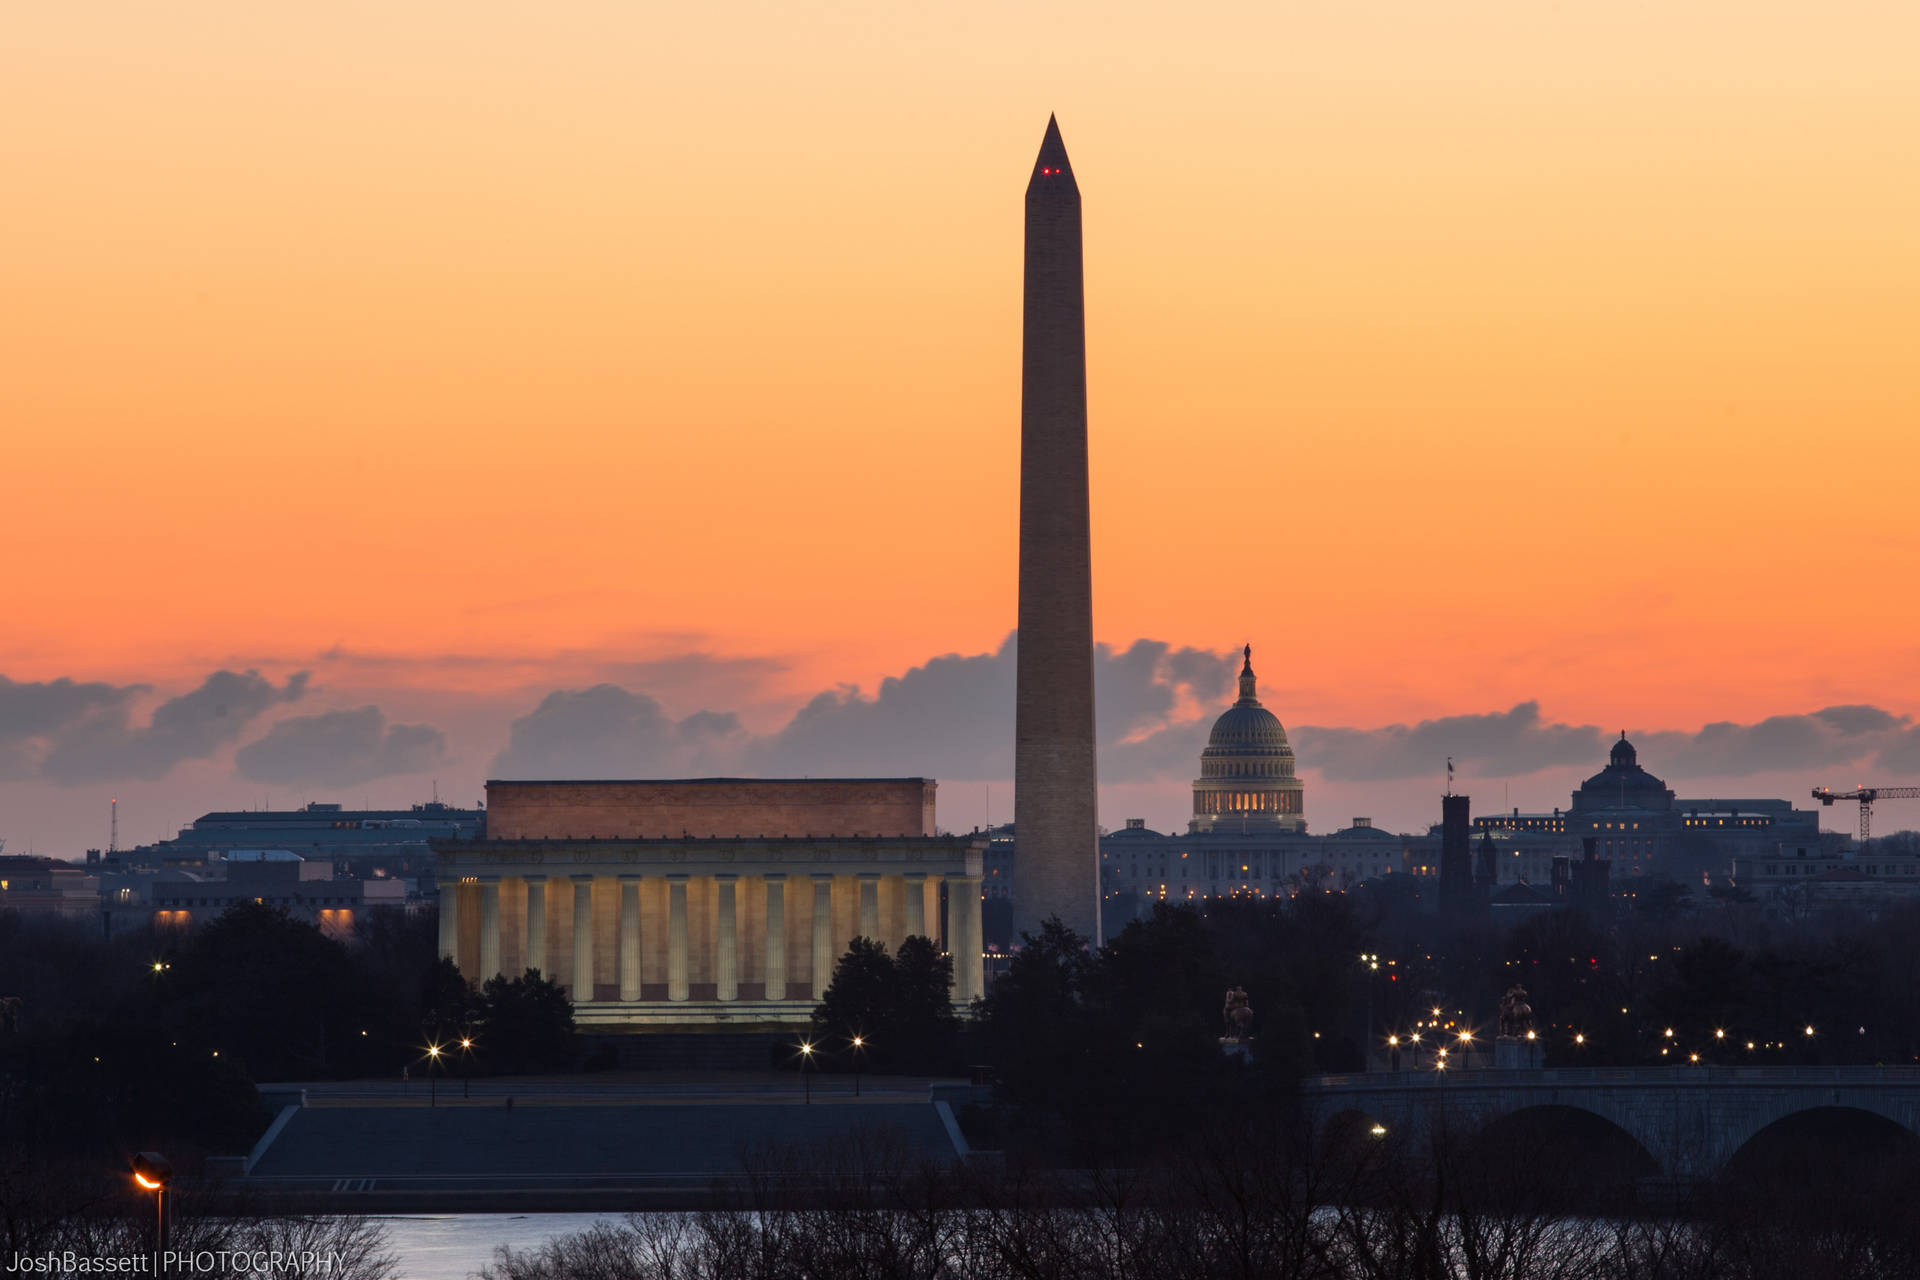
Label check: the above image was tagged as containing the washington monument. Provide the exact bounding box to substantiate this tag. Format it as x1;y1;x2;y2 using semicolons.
1014;116;1100;946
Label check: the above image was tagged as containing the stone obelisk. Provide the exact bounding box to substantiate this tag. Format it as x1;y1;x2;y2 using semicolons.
1013;116;1100;947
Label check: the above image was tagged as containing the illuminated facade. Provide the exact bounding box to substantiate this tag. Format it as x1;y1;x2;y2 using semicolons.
101;799;482;883
104;850;405;939
1096;818;1410;932
435;779;985;1028
1473;735;1821;878
1189;645;1306;834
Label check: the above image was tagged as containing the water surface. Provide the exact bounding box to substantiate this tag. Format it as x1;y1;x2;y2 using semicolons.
375;1213;619;1280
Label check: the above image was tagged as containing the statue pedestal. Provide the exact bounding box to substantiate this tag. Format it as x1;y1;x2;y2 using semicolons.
1494;1036;1543;1070
1219;1038;1253;1063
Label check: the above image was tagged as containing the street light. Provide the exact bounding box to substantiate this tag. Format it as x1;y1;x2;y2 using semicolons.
459;1035;475;1099
424;1042;443;1108
850;1035;867;1097
1358;954;1381;1070
131;1152;172;1256
798;1040;815;1104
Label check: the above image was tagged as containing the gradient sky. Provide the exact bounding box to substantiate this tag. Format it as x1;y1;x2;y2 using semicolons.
4;3;1918;851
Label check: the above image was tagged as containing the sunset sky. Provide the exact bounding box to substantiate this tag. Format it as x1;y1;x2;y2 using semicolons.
5;2;1918;851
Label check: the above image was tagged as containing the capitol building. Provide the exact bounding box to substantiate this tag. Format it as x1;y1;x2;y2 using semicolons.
1085;642;1409;933
1188;646;1306;833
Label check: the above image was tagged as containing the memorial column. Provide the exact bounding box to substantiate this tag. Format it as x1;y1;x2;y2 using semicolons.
478;877;502;982
857;873;880;940
570;875;595;1002
667;875;690;1002
902;872;927;939
619;876;642;1002
436;880;459;964
763;874;788;1001
950;874;983;1003
927;874;947;951
524;875;547;979
810;873;834;1000
714;875;739;1002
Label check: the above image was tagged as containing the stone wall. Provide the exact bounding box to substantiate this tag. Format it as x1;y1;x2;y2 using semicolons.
485;778;937;840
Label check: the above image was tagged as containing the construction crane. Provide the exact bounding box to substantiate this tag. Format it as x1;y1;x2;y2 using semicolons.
1811;786;1920;845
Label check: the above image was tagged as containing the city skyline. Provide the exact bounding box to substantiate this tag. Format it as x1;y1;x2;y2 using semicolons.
10;8;1920;1267
5;637;1915;855
6;2;1919;851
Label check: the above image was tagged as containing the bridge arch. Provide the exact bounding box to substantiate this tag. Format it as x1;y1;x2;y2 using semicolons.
1471;1104;1659;1192
1298;1069;1920;1182
1721;1105;1920;1187
1316;1106;1394;1158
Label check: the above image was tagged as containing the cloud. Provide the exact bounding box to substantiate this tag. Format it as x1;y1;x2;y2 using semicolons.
1875;727;1920;776
743;639;1016;778
485;634;1239;784
235;706;447;787
1295;703;1605;783
11;646;1919;807
743;635;1234;780
1293;701;1917;784
0;675;148;780
489;684;747;779
1636;707;1899;778
4;669;308;784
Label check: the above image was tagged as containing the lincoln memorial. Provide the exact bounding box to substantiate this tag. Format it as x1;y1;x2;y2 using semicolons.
433;778;986;1028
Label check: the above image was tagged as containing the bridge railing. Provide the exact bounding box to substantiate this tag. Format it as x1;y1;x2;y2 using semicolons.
1302;1065;1920;1090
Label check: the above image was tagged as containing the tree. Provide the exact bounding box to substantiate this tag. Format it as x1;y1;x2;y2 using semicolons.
887;935;959;1072
476;969;576;1075
420;955;482;1042
167;901;379;1080
811;936;958;1074
1633;879;1692;925
812;937;895;1051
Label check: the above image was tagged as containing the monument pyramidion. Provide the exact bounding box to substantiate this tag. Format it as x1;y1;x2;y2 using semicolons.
1013;116;1100;947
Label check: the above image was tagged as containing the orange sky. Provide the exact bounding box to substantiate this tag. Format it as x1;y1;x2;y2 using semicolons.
5;1;1919;761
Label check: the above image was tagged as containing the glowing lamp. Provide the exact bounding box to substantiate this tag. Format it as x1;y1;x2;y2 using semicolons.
132;1151;172;1190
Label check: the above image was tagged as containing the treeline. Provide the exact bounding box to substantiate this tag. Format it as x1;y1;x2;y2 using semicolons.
0;903;573;1177
1358;880;1920;1071
972;899;1359;1165
478;1110;1920;1280
2;1182;397;1280
962;888;1920;1166
809;934;962;1074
